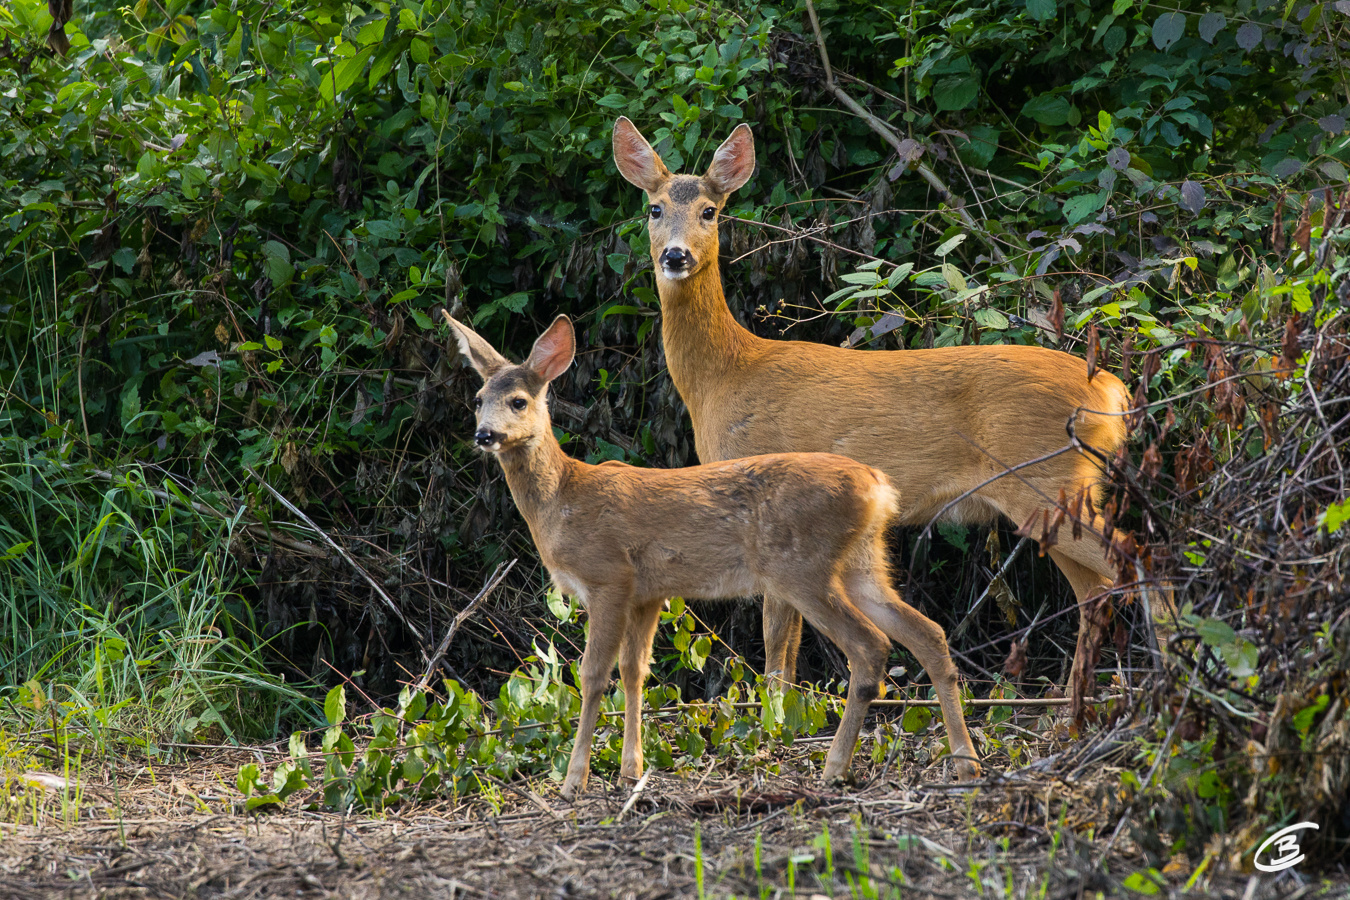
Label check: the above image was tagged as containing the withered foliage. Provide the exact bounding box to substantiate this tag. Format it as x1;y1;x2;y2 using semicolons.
1132;309;1349;865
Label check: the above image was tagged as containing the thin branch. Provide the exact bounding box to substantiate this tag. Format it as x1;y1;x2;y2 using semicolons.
416;558;517;690
803;0;1010;266
246;467;426;642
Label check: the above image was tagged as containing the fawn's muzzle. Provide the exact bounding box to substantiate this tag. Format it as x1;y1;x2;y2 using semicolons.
474;428;499;448
659;247;692;271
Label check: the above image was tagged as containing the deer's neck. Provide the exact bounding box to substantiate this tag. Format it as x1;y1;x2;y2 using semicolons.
658;261;755;406
495;433;574;528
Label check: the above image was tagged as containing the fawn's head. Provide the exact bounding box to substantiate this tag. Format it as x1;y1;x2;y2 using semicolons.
612;116;755;282
443;312;575;454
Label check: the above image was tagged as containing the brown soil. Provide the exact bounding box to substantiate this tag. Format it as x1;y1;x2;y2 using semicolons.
0;731;1340;899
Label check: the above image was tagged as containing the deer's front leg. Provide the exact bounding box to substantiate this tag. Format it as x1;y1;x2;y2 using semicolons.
617;600;663;782
562;596;629;801
762;593;804;686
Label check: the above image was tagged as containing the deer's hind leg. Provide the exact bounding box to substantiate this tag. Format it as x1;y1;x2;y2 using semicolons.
776;576;889;783
618;600;663;782
844;558;982;782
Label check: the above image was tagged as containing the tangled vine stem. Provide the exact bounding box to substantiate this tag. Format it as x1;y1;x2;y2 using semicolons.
802;0;1011;267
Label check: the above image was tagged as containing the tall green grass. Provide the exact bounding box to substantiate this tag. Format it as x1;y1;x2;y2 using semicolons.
0;452;308;750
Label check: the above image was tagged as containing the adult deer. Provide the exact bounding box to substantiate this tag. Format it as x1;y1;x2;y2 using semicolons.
612;116;1132;712
444;311;981;797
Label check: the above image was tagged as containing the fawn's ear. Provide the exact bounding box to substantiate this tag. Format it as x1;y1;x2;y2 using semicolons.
443;311;509;379
613;117;670;193
704;123;755;196
525;315;575;384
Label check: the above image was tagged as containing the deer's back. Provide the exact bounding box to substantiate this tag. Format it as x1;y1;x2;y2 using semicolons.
536;453;893;604
680;340;1128;524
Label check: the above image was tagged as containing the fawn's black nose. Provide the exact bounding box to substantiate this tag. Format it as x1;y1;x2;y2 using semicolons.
659;246;691;270
474;428;498;447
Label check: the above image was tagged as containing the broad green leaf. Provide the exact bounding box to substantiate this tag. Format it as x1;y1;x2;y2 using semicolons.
1026;0;1056;22
1152;12;1185;51
1022;94;1072;126
325;685;347;727
932;74;979;112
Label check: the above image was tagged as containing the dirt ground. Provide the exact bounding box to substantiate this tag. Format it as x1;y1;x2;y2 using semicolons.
0;726;1343;900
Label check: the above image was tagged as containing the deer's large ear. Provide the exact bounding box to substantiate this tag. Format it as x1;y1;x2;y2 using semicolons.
613;117;670;193
525;315;575;384
443;311;509;379
704;123;755;196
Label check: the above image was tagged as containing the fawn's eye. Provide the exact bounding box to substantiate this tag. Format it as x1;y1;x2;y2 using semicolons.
649;205;662;220
702;206;716;221
473;396;482;410
511;397;528;411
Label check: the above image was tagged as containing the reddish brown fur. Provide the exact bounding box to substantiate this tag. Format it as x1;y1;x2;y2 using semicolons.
613;116;1132;705
445;311;981;798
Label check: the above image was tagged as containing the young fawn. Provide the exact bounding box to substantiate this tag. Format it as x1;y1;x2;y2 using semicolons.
444;311;981;797
613;116;1139;713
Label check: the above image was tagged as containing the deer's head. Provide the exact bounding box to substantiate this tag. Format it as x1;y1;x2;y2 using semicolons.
612;116;756;282
443;312;575;454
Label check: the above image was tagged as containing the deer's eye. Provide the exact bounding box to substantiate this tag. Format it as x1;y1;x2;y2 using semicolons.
473;396;482;410
511;398;528;411
702;206;716;221
649;205;662;220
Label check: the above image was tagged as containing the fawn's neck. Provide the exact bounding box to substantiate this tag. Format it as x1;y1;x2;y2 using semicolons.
495;430;575;528
657;261;756;405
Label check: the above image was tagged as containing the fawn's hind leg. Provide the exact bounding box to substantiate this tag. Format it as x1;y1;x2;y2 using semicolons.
763;594;804;686
778;577;890;783
845;565;982;781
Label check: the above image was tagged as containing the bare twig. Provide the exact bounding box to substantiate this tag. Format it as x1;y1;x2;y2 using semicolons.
416;558;517;690
803;0;1010;266
617;769;651;822
246;467;426;642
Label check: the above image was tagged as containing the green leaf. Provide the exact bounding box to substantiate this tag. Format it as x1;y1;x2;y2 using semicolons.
1123;871;1162;895
953;125;1001;168
901;705;932;733
1063;193;1104;224
690;636;711;671
111;247;136;275
935;234;967;257
1321;500;1349;534
320;47;374;103
941;262;967;292
324;685;347;727
932;75;979;112
1151;12;1185;51
1026;0;1056;22
973;308;1009;330
597;94;628;109
1022;94;1072;126
120;373;146;434
237;764;261;796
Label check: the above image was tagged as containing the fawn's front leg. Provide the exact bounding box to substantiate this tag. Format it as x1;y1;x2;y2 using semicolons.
561;595;629;801
617;600;663;782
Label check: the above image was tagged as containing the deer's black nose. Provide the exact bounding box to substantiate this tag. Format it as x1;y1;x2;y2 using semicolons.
475;428;498;447
660;247;691;270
